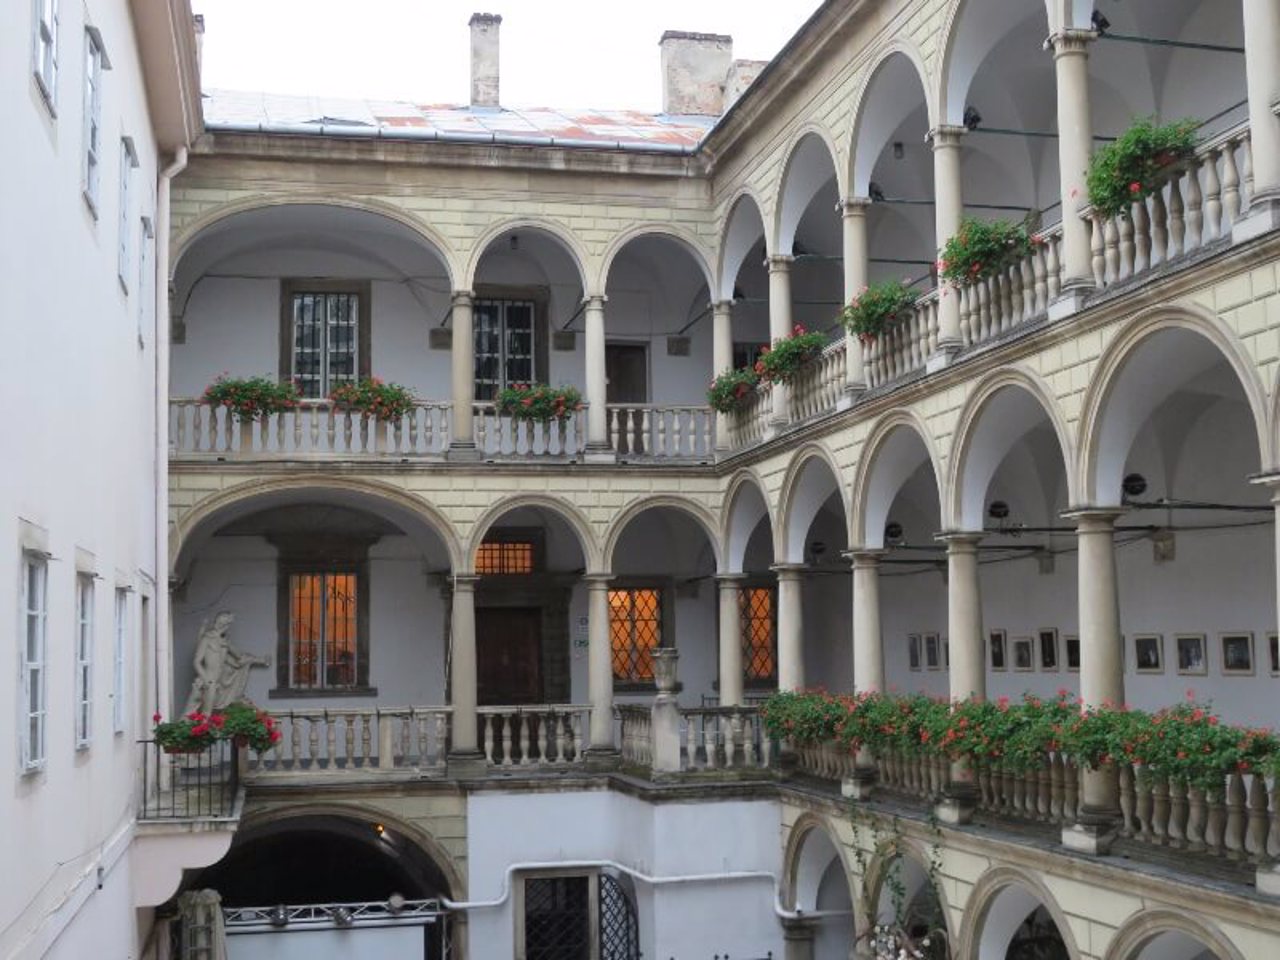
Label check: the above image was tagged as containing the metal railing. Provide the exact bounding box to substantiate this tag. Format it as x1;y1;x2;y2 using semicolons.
138;738;239;820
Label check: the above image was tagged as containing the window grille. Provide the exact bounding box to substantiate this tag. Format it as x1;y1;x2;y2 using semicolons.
599;874;639;960
609;588;661;682
82;30;103;211
33;0;58;107
290;291;360;398
739;586;776;681
524;876;590;960
112;588;127;732
475;540;535;575
474;299;535;400
22;554;48;769
288;572;358;689
74;575;94;748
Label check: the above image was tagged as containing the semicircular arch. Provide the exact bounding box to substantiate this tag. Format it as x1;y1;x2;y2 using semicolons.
1102;907;1246;960
847;42;936;197
599;223;716;295
722;469;776;574
602;495;723;572
850;412;945;548
777;442;851;564
462;216;592;295
957;865;1081;960
773;125;844;256
780;813;861;926
467;493;602;573
717;188;770;301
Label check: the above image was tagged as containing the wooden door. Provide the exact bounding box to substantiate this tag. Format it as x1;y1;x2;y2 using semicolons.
476;607;543;705
606;343;647;454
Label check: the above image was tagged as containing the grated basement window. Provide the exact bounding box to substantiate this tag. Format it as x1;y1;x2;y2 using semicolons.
525;876;590;960
599;874;639;960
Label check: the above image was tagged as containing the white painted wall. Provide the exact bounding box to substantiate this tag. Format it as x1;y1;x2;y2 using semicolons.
465;790;785;960
0;0;163;954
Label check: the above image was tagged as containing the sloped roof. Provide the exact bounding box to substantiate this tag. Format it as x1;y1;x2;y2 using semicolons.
202;89;717;154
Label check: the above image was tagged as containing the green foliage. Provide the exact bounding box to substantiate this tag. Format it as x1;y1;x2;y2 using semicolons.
706;367;760;413
754;325;828;384
1087;117;1199;218
219;701;283;753
938;218;1036;285
841;280;919;341
152;701;282;754
495;383;584;422
329;377;416;421
202;375;301;423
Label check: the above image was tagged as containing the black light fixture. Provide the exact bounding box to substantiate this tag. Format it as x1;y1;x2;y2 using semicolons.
963;105;982;132
270;905;289;928
508;233;520;251
868;181;886;202
987;500;1010;520
810;540;827;560
1122;473;1148;497
884;521;904;546
892;141;904;160
1092;10;1110;35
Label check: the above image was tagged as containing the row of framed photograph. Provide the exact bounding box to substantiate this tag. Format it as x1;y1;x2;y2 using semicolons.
907;630;1280;677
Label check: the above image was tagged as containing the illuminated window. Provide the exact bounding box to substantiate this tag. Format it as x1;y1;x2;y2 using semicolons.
288;572;358;689
739;586;776;682
609;588;661;683
476;540;535;575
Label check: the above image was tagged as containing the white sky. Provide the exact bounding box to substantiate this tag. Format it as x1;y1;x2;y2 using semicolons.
197;1;820;112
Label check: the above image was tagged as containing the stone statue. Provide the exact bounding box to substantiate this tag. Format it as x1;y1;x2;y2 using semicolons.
182;612;271;715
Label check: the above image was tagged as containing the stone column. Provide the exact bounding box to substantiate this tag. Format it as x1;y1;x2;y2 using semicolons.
1237;0;1280;238
773;563;805;691
929;126;966;359
449;574;481;762
1064;508;1125;853
767;255;794;426
717;573;746;706
449;291;476;455
850;550;884;693
583;295;610;453
841;198;871;393
712;300;735;451
585;573;617;756
1049;29;1097;307
938;532;984;824
782;918;815;960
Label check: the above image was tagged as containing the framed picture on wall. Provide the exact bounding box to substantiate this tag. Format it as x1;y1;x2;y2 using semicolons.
1134;634;1163;674
925;633;941;670
1221;633;1255;675
1176;634;1208;676
1013;637;1034;672
990;630;1007;671
1038;629;1058;671
1270;634;1279;677
908;634;922;671
1064;635;1080;672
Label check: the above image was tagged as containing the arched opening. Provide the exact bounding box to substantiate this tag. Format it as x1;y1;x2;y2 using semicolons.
718;194;771;382
1086;323;1270;723
724;478;780;699
871;853;949;960
858;424;946;696
849;52;936;292
602;233;714;452
790;826;855;960
977;885;1070;960
781;453;851;691
777;133;846;338
171;203;454;410
1124;930;1225;960
952;381;1077;700
607;504;718;705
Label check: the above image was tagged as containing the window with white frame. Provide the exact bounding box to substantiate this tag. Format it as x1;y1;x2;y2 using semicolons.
473;299;536;401
118;138;137;289
82;30;103;214
32;0;58;109
137;215;154;341
22;553;49;770
75;574;94;748
112;588;127;733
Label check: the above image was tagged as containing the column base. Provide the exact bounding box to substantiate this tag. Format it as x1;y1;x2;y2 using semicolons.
1061;809;1119;855
446;750;489;779
1233;194;1280;244
583;747;621;772
935;783;978;825
1257;863;1280;898
1048;283;1092;321
582;443;616;465
446;442;481;462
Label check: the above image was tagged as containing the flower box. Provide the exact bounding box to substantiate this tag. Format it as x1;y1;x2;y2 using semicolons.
754;326;827;384
841;280;918;343
201;375;300;423
1087;117;1199;219
329;377;416;422
495;383;583;422
707;368;760;414
938;218;1037;286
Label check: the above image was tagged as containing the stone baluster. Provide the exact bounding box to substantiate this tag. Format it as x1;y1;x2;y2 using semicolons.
1037;765;1052;821
535;711;549;764
362;712;374;762
1103;216;1120;284
482;714;496;764
1150;190;1169;267
1119;764;1136;836
501;712;515;766
1186;163;1204;250
1064;760;1079;825
1089;215;1106;287
1117;208;1135;279
1206;782;1227;856
1203;147;1223;241
1020;254;1035;319
1132;197;1151;274
686;713;698;770
1247;774;1270;862
1000;268;1016;330
1226;771;1247;859
1167;779;1187;849
1050;756;1065;823
1135;771;1152;842
1151;775;1170;844
1223;138;1242;225
1187;785;1208;853
1167;174;1186;261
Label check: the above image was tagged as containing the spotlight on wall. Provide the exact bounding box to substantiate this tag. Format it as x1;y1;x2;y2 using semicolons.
810;540;827;560
332;906;354;928
374;822;386;837
884;521;904;546
1122;473;1148;498
892;141;904;160
987;500;1010;520
270;905;289;928
869;181;886;203
387;893;407;916
963;106;983;132
509;233;520;251
1091;10;1111;35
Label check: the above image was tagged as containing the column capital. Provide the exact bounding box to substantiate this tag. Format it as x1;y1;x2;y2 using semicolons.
451;573;481;590
712;299;735;316
927;124;967;150
936;530;985;549
714;571;748;585
451;289;475;306
846;548;885;568
1062;506;1125;529
770;562;807;580
1048;28;1097;58
583;572;614;587
766;253;795;273
582;294;608;309
841;196;873;216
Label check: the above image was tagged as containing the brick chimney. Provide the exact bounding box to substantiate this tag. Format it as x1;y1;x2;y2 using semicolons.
659;30;733;116
469;13;502;109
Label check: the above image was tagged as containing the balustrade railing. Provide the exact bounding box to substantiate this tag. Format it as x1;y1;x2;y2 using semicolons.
248;707;451;775
478;704;591;767
170;399;452;457
678;707;774;771
1089;124;1253;290
957;226;1064;350
617;704;653;767
606;405;714;460
862;290;941;390
727;382;772;450
789;339;848;423
472;403;586;457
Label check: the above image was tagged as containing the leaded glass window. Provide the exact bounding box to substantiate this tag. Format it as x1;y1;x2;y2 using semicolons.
524;876;590;960
475;540;535;575
739;586;776;682
290;291;360;398
609;588;661;683
288;572;358;689
474;299;535;401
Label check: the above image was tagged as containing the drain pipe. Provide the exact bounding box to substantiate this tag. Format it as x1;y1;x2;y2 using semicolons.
439;860;851;921
154;146;187;719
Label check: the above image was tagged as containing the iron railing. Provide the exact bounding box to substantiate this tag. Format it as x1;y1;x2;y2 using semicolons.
138;738;240;820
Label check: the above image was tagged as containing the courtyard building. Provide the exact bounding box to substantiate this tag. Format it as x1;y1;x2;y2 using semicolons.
5;0;1280;958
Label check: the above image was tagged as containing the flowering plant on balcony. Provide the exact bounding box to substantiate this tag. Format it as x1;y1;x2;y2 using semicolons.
707;367;760;413
938;218;1036;285
496;383;584;422
329;377;416;421
219;701;283;753
754;326;827;384
201;375;300;423
152;710;224;753
1086;117;1199;218
840;280;918;342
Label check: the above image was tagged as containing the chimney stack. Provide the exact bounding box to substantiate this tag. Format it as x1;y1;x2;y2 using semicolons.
469;13;502;109
659;31;733;116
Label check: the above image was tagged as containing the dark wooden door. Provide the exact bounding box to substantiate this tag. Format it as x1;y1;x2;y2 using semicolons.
476;607;543;705
606;344;648;454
